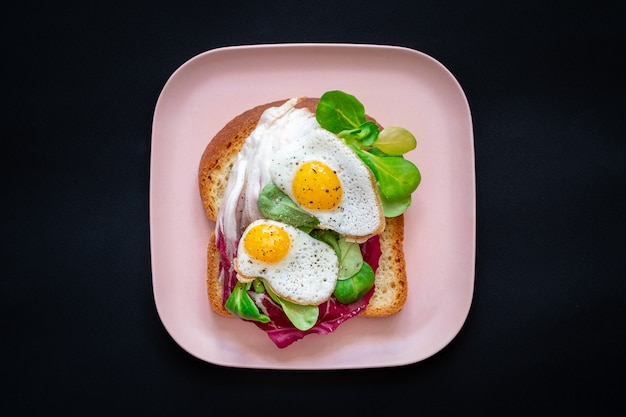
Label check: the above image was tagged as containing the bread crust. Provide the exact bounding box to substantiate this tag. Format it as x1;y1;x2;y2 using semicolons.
206;231;230;316
199;97;408;319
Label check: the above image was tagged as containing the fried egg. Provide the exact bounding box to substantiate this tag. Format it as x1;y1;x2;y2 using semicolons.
269;120;385;242
235;219;339;305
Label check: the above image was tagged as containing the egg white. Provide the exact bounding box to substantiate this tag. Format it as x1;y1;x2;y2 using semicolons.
235;219;339;305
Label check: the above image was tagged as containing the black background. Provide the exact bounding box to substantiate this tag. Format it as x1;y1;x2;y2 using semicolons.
4;1;625;415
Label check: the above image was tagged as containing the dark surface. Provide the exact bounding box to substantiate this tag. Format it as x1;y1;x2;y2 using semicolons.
3;1;624;415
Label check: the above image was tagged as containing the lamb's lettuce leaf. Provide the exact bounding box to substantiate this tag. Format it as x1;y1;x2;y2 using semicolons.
315;90;366;132
333;262;375;304
225;281;270;323
258;182;319;232
350;146;421;203
263;282;319;331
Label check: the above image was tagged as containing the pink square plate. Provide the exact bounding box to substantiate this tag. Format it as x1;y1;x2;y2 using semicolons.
150;43;475;369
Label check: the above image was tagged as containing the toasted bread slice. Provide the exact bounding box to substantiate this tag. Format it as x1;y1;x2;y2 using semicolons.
198;98;408;317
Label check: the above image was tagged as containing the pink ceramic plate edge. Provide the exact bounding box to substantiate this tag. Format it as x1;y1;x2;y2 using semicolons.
150;43;475;369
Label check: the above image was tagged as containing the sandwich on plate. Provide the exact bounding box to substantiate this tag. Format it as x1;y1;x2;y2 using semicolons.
198;90;421;348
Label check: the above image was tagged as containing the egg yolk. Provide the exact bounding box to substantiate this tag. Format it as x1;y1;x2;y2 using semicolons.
292;160;342;211
242;223;291;263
